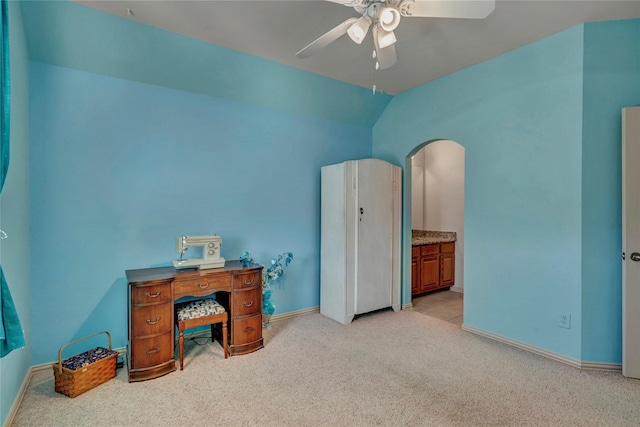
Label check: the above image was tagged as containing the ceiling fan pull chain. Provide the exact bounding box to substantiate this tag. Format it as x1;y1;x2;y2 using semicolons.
372;65;377;95
373;48;379;73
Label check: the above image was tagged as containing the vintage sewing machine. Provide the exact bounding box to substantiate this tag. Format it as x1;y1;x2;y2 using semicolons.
172;234;226;269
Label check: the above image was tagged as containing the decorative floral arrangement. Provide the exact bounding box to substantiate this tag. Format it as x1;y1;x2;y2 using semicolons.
240;251;293;327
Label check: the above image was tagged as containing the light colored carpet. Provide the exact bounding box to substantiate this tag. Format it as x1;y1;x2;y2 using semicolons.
11;310;640;426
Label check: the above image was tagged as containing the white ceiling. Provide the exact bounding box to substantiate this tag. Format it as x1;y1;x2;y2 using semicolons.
74;0;640;95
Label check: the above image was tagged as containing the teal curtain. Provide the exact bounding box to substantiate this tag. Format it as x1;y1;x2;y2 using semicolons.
0;0;25;358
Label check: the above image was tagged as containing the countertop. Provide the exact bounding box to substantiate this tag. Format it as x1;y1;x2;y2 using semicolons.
412;230;457;246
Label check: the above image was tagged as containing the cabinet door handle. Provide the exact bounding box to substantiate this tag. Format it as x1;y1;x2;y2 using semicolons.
145;291;161;298
146;347;160;354
243;277;254;285
243;300;254;307
197;282;210;289
243;327;255;333
146;316;161;325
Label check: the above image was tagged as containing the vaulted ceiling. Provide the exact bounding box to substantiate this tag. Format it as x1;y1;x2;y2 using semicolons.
72;0;640;95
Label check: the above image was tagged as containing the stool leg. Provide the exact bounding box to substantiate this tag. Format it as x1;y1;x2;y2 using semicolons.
178;322;185;371
222;320;228;359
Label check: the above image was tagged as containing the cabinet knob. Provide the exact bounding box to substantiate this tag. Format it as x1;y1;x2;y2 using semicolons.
197;282;210;289
631;252;640;262
145;291;161;298
243;277;254;285
243;300;254;307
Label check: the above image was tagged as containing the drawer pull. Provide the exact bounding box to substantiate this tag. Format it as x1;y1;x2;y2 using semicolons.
243;300;254;307
243;277;255;285
146;316;161;325
243;327;255;333
145;291;161;298
146;347;160;354
197;282;210;289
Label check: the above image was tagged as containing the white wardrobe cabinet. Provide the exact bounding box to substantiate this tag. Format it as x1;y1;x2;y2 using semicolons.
320;158;402;325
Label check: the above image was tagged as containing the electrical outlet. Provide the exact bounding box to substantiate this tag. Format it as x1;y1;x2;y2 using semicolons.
559;313;571;329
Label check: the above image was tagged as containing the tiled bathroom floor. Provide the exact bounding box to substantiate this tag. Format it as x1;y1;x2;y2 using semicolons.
412;290;463;325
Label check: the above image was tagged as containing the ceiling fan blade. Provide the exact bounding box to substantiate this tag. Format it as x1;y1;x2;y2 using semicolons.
400;0;495;19
373;26;397;70
296;17;360;58
325;0;367;6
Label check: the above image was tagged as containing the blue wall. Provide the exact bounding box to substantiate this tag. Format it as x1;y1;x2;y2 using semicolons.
373;20;640;363
0;1;31;425
20;0;391;128
581;18;640;362
29;62;372;364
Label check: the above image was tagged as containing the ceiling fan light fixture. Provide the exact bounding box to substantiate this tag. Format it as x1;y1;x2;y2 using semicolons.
347;16;372;44
378;7;401;32
376;26;397;49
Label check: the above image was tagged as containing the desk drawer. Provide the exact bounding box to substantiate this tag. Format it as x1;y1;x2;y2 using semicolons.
131;333;173;369
131;282;172;305
173;275;231;299
233;271;261;290
131;302;172;337
233;287;261;317
231;314;262;344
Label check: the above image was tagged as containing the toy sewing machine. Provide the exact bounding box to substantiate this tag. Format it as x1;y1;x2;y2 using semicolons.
172;234;225;270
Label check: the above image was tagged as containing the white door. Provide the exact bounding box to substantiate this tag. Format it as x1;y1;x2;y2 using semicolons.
355;159;393;314
622;106;640;378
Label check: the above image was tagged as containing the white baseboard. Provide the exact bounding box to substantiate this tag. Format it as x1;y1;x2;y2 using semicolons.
3;366;33;427
270;306;319;323
580;361;623;371
450;286;464;294
461;324;622;371
402;303;413;310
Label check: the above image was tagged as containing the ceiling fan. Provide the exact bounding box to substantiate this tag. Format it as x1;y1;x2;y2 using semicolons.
296;0;495;70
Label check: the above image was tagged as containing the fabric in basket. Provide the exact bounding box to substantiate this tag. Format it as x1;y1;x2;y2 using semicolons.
62;347;117;370
176;298;225;321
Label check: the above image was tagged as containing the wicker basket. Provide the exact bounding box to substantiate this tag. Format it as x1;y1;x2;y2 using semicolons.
52;331;117;398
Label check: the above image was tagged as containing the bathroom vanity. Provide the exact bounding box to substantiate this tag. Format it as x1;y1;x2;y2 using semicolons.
411;230;456;296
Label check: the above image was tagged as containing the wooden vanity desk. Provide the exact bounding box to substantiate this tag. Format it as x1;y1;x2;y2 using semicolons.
125;260;263;382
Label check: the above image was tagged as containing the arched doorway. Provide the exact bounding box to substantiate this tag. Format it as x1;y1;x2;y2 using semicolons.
408;139;465;325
